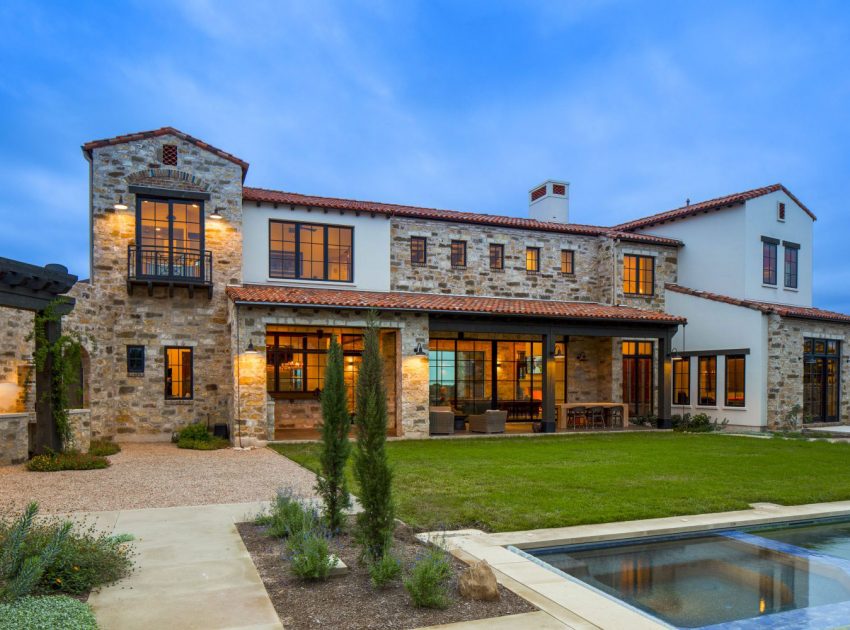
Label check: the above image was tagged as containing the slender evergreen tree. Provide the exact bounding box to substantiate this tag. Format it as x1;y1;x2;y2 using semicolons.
353;313;395;561
316;335;351;533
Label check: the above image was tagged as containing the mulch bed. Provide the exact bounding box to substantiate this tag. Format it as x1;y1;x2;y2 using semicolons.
237;520;536;629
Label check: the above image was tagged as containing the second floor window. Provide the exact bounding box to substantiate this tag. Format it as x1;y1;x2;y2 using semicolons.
526;247;540;272
784;243;799;288
451;240;467;268
489;244;504;270
673;357;690;405
410;236;427;266
561;249;575;274
698;355;717;406
762;238;778;285
269;221;353;282
127;345;145;374
623;255;654;296
725;355;746;407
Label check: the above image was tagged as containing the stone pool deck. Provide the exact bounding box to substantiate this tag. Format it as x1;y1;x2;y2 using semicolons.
421;500;850;629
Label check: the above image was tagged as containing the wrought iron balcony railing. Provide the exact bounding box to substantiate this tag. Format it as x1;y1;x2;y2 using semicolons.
127;244;213;297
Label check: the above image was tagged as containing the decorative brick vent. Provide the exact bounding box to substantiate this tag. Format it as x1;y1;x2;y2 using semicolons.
162;144;178;165
777;202;786;221
530;185;547;202
552;183;566;196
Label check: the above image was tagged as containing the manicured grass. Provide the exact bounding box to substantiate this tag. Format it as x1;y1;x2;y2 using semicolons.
271;433;850;532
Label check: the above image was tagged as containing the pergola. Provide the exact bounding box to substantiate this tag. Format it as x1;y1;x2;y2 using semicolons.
0;257;78;454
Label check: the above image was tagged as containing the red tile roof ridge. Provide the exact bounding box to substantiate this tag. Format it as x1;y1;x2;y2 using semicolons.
616;184;815;231
666;284;850;323
82;127;249;178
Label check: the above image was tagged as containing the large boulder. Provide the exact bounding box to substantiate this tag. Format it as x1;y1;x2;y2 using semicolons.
457;560;500;601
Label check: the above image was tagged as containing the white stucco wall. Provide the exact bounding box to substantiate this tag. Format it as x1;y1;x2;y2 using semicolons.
242;203;392;291
633;204;747;299
667;289;768;428
742;190;813;306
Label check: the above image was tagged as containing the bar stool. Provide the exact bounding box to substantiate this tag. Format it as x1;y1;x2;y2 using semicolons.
589;406;606;430
608;406;624;429
567;406;586;430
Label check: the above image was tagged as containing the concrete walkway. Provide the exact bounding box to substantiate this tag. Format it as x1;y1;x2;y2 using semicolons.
85;501;282;630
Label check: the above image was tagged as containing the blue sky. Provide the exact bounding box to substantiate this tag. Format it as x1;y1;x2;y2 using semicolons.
1;1;849;309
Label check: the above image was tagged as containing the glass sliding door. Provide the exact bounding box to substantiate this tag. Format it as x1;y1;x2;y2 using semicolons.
804;338;841;422
623;341;653;418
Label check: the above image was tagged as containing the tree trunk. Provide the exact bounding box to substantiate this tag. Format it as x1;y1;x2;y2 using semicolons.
33;315;61;454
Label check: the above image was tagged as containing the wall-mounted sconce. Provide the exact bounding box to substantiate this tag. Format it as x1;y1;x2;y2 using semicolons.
576;352;588;362
110;195;128;212
413;342;428;357
245;340;259;355
209;209;223;220
552;343;566;359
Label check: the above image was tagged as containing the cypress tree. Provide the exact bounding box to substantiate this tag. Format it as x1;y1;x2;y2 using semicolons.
353;313;395;561
316;334;351;533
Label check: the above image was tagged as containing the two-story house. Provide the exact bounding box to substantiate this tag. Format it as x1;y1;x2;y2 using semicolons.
616;185;850;429
1;127;846;459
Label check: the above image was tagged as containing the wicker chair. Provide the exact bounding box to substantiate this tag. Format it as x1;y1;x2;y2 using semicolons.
468;409;507;434
429;407;455;435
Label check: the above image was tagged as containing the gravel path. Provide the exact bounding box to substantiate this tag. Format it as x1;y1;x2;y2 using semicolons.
0;443;317;514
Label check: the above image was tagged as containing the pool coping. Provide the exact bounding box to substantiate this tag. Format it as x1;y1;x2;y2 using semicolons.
418;500;850;629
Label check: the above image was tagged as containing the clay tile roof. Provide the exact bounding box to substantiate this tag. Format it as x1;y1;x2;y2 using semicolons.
615;184;816;231
82;127;249;180
242;187;682;247
226;284;686;325
666;284;850;324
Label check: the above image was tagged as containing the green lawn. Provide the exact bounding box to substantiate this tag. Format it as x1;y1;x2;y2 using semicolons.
270;433;850;533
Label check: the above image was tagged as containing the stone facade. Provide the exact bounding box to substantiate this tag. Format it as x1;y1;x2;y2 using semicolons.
0;413;31;465
71;133;244;440
766;315;850;426
0;306;34;414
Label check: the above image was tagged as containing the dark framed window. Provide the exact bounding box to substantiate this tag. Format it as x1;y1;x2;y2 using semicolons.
762;238;778;285
622;341;654;417
623;255;654;296
164;347;193;400
526;247;540;273
804;338;841;423
725;355;746;407
450;240;467;268
784;244;799;289
560;249;575;274
489;244;504;270
410;236;427;266
777;201;786;221
672;357;690;405
127;345;145;374
266;330;363;409
269;221;353;282
698;355;717;406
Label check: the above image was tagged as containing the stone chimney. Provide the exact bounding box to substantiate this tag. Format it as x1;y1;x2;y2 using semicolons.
528;180;569;223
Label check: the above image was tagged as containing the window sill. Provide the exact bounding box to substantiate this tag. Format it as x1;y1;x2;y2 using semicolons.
623;293;655;299
165;399;194;405
560;272;575;277
784;286;799;292
695;405;718;410
723;406;747;411
761;283;778;289
127;372;145;378
489;267;505;273
265;277;355;287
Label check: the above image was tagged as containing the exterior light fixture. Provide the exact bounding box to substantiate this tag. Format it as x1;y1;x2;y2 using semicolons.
413;342;428;357
246;340;259;354
209;209;223;220
552;343;566;359
576;352;588;362
112;195;128;212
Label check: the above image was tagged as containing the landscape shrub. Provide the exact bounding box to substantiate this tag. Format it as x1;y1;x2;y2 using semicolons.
0;595;97;630
26;451;109;472
353;314;395;562
0;503;134;599
88;439;121;457
672;412;727;433
368;552;401;588
316;334;352;533
404;545;453;609
176;423;229;450
255;491;319;539
287;530;335;581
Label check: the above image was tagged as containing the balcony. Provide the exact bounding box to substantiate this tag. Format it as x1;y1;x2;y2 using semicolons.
127;244;213;297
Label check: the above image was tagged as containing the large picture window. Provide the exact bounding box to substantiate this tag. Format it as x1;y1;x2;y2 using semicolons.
136;197;205;280
762;238;778;285
269;221;353;282
725;355;746;407
266;328;363;408
804;338;841;422
672;357;690;405
623;255;654;296
165;347;193;400
698;356;717;406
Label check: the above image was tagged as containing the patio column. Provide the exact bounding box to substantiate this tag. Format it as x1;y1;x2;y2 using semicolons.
657;335;672;421
542;330;556;430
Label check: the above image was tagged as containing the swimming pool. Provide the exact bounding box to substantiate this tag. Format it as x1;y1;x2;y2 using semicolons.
523;517;850;629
